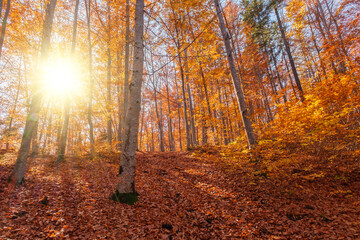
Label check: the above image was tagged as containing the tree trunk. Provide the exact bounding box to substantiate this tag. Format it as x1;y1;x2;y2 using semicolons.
6;59;21;150
170;8;191;150
184;50;197;147
57;0;79;162
0;0;4;19
149;51;164;152
107;48;112;145
30;121;39;156
307;13;327;80
113;0;144;203
269;47;287;103
165;77;175;151
8;0;57;185
121;0;130;149
106;1;112;146
0;0;11;60
154;86;164;152
139;109;145;150
151;121;154;152
199;64;217;144
42;109;52;155
117;50;122;146
213;0;256;148
85;0;95;158
174;76;183;151
37;104;50;154
177;56;191;150
274;6;304;101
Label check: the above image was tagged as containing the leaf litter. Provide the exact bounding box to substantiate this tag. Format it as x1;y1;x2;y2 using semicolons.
0;151;359;239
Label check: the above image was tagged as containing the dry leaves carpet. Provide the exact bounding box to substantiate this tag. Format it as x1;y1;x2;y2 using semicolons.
0;151;359;239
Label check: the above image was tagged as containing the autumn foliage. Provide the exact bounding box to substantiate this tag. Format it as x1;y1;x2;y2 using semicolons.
0;0;359;238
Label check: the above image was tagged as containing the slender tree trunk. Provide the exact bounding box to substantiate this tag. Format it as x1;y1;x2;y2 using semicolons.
269;48;287;102
154;87;164;152
174;76;183;151
185;14;215;144
213;0;256;148
57;0;79;162
0;0;11;60
56;119;62;149
0;0;4;19
307;13;327;80
216;84;228;145
170;9;191;150
151;121;154;152
42;111;52;155
57;98;70;161
139;109;145;150
200;105;207;145
165;77;175;151
324;0;348;61
6;59;21;150
106;1;112;146
30;121;39;156
9;0;57;185
85;0;95;158
223;88;234;142
274;6;304;101
113;0;144;202
107;48;112;145
117;50;122;146
199;64;216;144
121;0;130;149
186;84;196;145
71;0;79;54
255;67;273;122
148;50;164;152
282;51;298;98
177;56;191;149
37;106;51;154
159;91;165;150
184;50;197;146
176;103;182;151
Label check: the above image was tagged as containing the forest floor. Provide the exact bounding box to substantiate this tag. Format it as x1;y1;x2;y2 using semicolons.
0;150;359;239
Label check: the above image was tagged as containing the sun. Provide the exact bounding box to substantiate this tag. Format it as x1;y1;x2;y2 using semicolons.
41;58;84;100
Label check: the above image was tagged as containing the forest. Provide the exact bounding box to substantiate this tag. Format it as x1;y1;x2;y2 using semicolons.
0;0;359;238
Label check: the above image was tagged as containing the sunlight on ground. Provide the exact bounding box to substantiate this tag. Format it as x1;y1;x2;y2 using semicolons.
195;182;234;198
40;58;84;100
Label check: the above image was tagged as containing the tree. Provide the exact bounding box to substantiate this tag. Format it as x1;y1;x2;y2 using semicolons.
0;0;11;60
273;1;304;101
57;0;80;162
121;0;131;149
85;0;95;159
213;0;257;148
8;0;57;185
111;0;144;204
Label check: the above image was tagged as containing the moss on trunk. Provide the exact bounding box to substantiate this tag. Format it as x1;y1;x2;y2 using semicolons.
110;190;139;205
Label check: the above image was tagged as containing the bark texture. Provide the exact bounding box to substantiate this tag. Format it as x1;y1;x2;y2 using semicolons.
121;0;130;149
115;0;144;197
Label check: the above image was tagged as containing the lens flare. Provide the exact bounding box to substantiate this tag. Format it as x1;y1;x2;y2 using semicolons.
41;58;83;100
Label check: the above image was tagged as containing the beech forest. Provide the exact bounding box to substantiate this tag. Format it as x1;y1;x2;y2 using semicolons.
0;0;359;239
